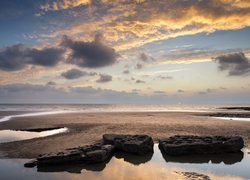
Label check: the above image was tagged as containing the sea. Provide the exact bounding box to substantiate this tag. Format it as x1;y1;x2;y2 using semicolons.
0;103;249;113
0;104;250;179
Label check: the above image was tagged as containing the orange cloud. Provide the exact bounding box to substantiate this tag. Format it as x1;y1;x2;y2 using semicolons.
41;0;250;51
41;0;91;11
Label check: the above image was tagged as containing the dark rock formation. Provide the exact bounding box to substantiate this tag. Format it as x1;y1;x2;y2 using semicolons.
205;112;250;118
103;134;154;155
159;135;244;156
219;107;250;111
24;159;37;168
36;143;114;166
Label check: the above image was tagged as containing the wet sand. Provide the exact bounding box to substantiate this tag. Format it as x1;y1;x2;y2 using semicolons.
0;111;250;158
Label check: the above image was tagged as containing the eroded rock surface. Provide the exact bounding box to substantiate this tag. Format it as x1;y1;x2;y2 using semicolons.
159;135;244;156
36;143;114;166
103;134;154;155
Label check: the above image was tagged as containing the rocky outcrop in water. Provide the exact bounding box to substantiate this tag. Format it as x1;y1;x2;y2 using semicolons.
24;143;114;167
103;134;154;155
219;107;250;111
159;135;244;156
25;134;154;168
205;112;250;118
25;134;244;169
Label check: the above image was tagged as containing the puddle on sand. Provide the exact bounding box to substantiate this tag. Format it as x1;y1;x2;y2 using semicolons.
0;145;249;180
0;128;68;143
211;117;250;122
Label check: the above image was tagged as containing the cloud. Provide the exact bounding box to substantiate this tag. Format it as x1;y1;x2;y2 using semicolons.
40;0;91;12
198;88;215;95
177;89;185;93
154;91;166;94
46;81;57;86
157;75;173;80
27;47;65;67
61;35;118;68
214;52;250;76
136;79;145;84
96;74;112;83
0;44;65;71
0;83;249;104
123;70;130;74
44;0;250;51
139;52;154;62
136;63;143;69
61;68;97;79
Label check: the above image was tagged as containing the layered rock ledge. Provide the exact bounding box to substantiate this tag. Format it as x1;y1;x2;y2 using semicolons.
25;143;114;167
103;134;154;155
25;134;154;168
159;135;244;156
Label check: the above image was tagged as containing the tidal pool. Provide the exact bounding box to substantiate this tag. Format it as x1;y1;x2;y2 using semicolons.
0;145;249;180
0;127;68;143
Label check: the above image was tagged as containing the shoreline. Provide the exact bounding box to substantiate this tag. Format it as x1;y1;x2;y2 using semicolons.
0;111;250;158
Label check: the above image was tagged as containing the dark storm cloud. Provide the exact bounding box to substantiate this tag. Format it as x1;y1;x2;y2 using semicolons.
96;74;112;83
214;52;250;76
61;68;97;79
0;44;65;71
61;35;118;68
27;47;65;67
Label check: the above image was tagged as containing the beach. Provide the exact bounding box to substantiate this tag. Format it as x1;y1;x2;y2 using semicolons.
0;111;250;158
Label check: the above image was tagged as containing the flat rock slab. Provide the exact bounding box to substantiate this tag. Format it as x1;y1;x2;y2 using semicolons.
103;134;154;155
159;135;244;156
34;143;114;166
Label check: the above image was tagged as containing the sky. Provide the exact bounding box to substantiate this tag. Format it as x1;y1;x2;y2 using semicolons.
0;0;250;104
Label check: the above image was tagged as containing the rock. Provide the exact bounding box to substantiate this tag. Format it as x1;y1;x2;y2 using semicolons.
159;135;244;156
103;134;154;155
36;143;114;166
24;159;37;168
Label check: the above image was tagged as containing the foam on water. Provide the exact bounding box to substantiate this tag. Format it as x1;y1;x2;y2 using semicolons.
212;117;250;122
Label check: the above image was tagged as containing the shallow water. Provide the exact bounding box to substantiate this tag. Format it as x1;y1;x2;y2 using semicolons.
0;111;74;122
212;117;250;122
0;127;68;143
0;145;249;180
